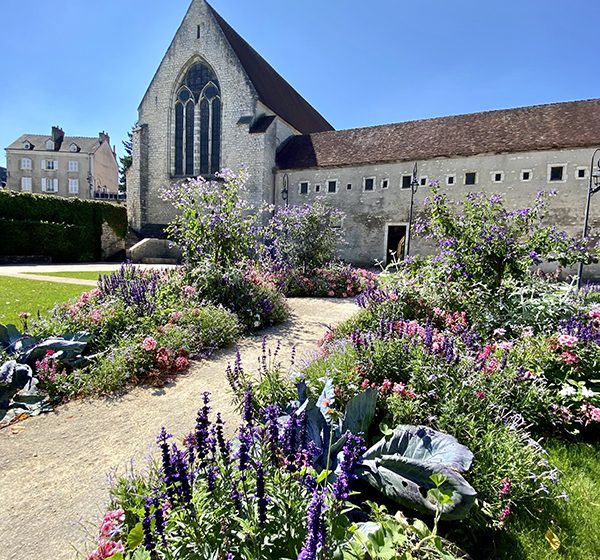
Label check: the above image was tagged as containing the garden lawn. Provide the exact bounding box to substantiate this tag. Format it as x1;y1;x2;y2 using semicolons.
495;439;600;560
0;276;89;325
24;271;107;281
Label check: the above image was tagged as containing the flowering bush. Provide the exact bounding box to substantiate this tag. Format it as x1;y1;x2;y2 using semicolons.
161;168;261;268
416;189;596;289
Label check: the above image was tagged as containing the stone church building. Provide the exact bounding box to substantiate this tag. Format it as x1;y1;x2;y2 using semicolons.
128;0;600;267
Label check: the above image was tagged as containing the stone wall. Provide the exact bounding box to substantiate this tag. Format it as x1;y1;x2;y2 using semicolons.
276;147;599;270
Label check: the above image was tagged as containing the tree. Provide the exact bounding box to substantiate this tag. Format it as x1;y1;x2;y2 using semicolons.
118;128;133;192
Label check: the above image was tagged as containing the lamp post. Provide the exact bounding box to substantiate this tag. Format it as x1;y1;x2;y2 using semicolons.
577;149;600;289
406;162;419;256
281;173;289;207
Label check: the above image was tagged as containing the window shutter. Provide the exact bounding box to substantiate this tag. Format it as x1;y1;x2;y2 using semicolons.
41;159;46;170
41;178;46;192
54;160;58;170
53;178;58;191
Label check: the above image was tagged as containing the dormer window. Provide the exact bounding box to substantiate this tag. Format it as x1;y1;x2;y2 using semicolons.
22;140;33;150
69;143;80;153
46;139;55;151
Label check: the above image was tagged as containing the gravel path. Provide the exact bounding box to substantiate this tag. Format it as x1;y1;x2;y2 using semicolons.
0;297;357;559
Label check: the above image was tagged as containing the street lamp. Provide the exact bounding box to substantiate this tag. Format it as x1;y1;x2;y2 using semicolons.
281;173;289;207
577;149;600;289
406;162;420;256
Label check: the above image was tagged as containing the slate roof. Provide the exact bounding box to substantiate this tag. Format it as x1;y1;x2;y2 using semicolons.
6;134;102;153
207;3;333;135
276;98;600;170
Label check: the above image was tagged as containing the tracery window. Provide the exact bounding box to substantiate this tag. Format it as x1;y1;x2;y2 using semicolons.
173;62;221;176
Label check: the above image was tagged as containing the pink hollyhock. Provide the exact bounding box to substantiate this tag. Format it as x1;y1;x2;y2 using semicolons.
87;540;125;560
142;336;157;351
558;334;578;347
175;355;190;370
560;351;579;365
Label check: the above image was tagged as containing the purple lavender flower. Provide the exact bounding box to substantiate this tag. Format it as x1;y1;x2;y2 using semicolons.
255;461;268;527
142;497;155;552
297;489;326;560
263;404;281;466
332;432;366;501
195;392;212;464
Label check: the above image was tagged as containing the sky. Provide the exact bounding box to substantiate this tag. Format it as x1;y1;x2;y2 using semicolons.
1;0;598;167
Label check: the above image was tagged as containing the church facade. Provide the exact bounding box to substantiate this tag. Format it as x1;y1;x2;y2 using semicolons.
128;0;600;267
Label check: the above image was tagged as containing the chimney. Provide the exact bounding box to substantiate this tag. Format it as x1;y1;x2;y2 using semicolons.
51;126;64;150
99;131;110;144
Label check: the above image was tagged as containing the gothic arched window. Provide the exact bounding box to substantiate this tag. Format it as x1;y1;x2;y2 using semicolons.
173;62;221;176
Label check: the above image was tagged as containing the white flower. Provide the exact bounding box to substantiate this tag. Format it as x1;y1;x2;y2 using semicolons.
559;385;577;397
581;387;595;398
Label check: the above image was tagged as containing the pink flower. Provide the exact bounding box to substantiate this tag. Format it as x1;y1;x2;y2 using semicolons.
560;351;579;365
182;285;197;297
498;478;512;497
389;292;399;302
143;336;157;351
169;311;183;323
493;328;506;337
87;540;125;560
328;290;335;297
393;382;406;394
175;355;190;370
90;288;102;298
79;291;91;304
360;379;371;390
521;326;534;337
498;506;511;523
580;403;600;424
475;390;485;400
498;341;513;350
156;347;171;368
379;379;392;393
89;309;102;323
558;334;579;347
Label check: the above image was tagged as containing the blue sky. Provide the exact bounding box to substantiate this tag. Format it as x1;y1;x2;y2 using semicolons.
1;0;598;166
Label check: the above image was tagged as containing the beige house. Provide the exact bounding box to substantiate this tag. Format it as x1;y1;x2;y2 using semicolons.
5;126;120;200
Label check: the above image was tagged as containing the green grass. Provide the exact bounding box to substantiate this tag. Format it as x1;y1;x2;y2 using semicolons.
493;439;600;560
24;270;111;281
0;276;89;326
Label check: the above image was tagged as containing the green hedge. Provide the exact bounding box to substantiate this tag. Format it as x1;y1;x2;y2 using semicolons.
0;191;127;261
0;219;90;262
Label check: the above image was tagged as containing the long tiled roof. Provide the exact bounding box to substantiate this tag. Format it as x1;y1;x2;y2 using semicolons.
276;98;600;170
208;3;333;134
6;134;102;153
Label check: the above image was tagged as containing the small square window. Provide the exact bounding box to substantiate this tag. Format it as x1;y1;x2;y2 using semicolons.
68;160;79;172
314;184;321;193
20;158;32;170
465;172;477;185
549;165;565;182
401;175;412;189
577;167;587;179
420;177;427;186
363;177;375;191
521;170;532;182
44;160;58;170
299;181;309;195
327;180;337;193
492;172;503;183
381;179;389;189
346;183;352;190
446;174;455;185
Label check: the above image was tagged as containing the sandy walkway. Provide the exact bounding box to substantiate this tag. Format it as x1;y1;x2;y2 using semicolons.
0;297;357;559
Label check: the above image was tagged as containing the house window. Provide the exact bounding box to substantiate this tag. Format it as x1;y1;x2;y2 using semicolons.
401;175;412;189
327;180;338;193
68;179;79;194
420;177;427;186
492;171;503;183
20;158;32;170
577;167;587;179
299;181;309;195
174;61;221;176
363;177;375;191
446;174;455;185
465;172;477;185
549;165;565;182
43;160;58;170
314;184;321;193
381;179;389;189
41;178;58;192
346;183;352;190
68;160;79;172
521;170;532;182
21;177;32;192
45;139;55;151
